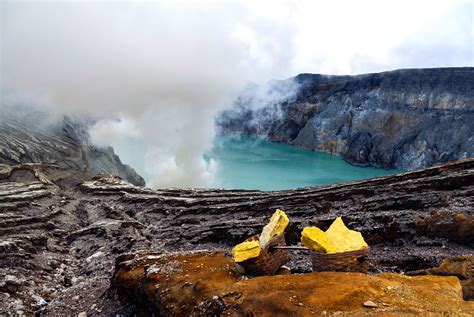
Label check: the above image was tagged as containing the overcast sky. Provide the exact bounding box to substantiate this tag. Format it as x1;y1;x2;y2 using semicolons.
2;0;472;84
292;0;473;74
0;0;472;187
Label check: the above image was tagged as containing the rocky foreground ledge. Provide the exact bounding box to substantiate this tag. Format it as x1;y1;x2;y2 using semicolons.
111;250;473;316
0;159;473;315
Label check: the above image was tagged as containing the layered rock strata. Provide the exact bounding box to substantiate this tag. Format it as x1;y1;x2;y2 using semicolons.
0;108;144;186
0;159;472;314
217;67;474;170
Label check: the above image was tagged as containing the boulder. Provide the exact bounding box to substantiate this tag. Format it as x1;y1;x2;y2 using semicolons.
407;255;474;300
111;250;474;316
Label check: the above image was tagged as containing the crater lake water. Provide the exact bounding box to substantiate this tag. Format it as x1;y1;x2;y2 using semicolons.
205;134;401;190
111;134;401;190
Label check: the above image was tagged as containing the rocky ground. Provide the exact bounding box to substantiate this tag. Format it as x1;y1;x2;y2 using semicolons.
111;250;473;316
217;67;474;170
0;159;473;315
0;107;144;186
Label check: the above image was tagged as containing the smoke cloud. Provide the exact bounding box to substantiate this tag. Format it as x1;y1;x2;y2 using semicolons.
1;0;471;187
1;0;296;188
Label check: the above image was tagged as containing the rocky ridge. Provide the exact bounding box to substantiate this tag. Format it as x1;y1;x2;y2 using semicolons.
0;107;144;186
217;67;474;170
0;159;472;314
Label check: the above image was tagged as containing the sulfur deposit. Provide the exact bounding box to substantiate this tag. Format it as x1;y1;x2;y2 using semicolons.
231;240;261;263
302;217;368;253
259;209;289;248
232;209;289;262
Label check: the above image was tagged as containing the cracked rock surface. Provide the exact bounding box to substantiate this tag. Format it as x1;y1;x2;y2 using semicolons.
0;159;472;315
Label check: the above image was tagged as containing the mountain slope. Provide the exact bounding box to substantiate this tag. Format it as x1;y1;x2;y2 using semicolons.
0;107;144;186
217;67;474;170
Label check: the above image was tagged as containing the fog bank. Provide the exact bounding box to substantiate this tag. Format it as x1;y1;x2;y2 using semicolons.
1;0;471;187
1;1;296;187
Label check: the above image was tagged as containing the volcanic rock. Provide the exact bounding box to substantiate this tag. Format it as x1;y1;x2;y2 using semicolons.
363;300;378;308
0;159;472;314
407;255;474;300
217;67;474;170
111;250;474;315
0;107;144;186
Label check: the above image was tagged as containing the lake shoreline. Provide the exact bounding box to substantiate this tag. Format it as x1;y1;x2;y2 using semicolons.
206;133;401;190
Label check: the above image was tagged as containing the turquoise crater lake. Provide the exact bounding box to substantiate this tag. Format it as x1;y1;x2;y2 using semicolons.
112;134;401;190
205;134;401;190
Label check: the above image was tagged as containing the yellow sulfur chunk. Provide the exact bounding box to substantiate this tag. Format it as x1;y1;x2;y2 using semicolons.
325;217;368;253
232;209;289;263
301;217;368;253
259;209;289;248
232;240;261;262
301;227;335;253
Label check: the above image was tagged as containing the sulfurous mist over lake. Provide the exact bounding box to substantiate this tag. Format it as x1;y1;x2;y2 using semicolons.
110;133;400;190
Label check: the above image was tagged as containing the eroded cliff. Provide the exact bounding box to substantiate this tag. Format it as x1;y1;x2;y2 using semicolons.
0;107;144;186
217;67;474;170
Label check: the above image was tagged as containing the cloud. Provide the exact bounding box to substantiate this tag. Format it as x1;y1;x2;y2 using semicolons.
88;115;141;147
290;0;473;74
1;0;297;188
1;0;471;188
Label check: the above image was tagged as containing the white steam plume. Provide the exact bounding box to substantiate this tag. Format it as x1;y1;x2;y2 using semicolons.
1;0;296;188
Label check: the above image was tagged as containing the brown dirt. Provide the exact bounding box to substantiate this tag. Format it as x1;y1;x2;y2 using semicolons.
112;250;474;316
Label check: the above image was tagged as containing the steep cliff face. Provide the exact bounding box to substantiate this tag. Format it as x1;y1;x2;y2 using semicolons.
0;108;145;186
217;67;474;170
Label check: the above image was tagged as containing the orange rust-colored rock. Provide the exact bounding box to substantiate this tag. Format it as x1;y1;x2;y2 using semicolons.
111;251;474;316
407;255;474;300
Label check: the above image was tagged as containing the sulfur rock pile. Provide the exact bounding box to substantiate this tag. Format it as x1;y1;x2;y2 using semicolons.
231;241;261;263
232;209;288;262
301;217;368;253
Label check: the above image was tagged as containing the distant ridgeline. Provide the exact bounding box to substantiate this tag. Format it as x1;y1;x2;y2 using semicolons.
217;67;474;170
0;107;144;186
